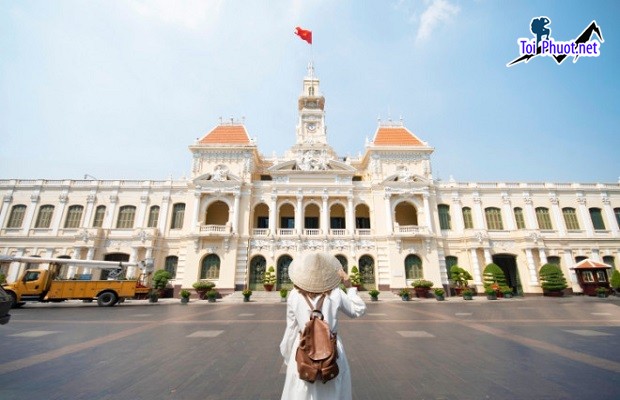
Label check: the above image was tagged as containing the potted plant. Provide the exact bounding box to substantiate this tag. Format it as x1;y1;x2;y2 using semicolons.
206;290;218;303
433;288;445;301
595;286;608;298
610;269;620;296
369;289;380;301
538;263;568;297
193;280;215;299
148;289;159;303
263;266;276;291
485;287;497;300
349;266;362;290
501;287;513;299
152;270;172;297
242;289;252;302
279;288;288;302
450;265;472;295
399;288;411;301
180;289;191;304
462;288;474;300
411;279;433;298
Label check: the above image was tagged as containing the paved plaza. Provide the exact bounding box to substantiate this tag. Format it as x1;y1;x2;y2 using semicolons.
0;294;619;400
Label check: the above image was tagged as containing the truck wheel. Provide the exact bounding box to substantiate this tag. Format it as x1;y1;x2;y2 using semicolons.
97;291;118;307
7;291;19;308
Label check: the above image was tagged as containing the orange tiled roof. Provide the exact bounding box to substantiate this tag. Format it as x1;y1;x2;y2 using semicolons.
198;124;251;145
373;126;424;146
571;259;612;269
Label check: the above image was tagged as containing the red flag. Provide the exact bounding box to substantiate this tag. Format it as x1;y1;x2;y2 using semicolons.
295;26;312;44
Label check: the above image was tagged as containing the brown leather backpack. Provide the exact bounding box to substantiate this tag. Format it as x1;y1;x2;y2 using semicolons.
295;292;339;384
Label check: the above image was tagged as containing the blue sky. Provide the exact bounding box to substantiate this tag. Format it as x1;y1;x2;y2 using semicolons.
1;0;618;183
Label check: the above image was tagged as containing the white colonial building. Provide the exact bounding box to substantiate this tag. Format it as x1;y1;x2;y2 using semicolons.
1;65;619;296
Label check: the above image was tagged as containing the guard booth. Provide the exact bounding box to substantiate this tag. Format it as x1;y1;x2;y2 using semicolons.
570;259;612;296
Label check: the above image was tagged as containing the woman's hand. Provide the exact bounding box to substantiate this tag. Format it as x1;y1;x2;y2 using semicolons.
338;269;352;288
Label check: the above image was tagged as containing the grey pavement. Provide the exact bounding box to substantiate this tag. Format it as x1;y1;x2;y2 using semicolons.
0;294;618;400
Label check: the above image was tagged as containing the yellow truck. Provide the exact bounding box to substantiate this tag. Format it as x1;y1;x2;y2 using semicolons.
1;256;152;307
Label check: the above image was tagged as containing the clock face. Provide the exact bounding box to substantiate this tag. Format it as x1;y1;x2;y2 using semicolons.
306;122;317;132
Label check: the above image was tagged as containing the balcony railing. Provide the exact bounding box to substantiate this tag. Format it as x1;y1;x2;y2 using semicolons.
356;229;371;236
329;229;347;236
303;229;321;236
278;228;295;236
200;224;231;234
252;228;269;236
396;225;430;235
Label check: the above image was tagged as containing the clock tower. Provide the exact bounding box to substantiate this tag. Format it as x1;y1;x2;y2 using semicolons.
296;62;328;145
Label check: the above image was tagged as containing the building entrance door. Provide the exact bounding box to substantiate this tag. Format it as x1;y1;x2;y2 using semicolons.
359;255;375;290
277;255;293;290
249;256;266;291
492;254;522;294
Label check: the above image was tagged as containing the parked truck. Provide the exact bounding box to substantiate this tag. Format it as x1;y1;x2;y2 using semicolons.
0;255;153;307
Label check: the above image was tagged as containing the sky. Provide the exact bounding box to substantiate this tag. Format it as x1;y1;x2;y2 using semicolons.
1;0;618;184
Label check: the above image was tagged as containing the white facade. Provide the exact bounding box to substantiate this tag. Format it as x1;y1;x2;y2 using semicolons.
1;67;619;295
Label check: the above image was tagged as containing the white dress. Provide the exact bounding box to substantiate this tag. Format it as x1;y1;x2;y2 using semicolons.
280;287;367;400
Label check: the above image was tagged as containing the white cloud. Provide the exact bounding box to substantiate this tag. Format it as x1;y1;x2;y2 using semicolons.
416;0;460;43
128;0;224;31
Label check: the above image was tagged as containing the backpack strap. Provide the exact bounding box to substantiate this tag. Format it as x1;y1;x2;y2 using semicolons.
301;292;327;319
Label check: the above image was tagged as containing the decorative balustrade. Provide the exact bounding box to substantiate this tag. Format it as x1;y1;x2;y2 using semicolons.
356;229;371;236
303;229;321;236
278;228;295;236
252;228;269;236
396;225;430;235
329;229;347;236
200;224;231;234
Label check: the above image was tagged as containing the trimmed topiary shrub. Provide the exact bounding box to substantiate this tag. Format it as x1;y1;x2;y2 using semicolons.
609;269;620;293
450;265;473;288
539;263;568;292
483;263;507;289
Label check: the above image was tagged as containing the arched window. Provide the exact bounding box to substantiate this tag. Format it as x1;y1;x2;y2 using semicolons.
165;256;178;279
462;207;473;229
547;256;561;266
92;205;106;228
535;207;553;230
394;202;417;226
404;254;423;280
589;208;605;230
484;207;503;230
615;208;620;230
147;206;160;228
171;203;186;229
445;256;458;270
513;207;526;229
201;254;220;280
562;208;580;230
65;205;84;228
7;205;26;228
35;205;54;228
277;255;293;289
358;255;375;286
438;204;451;230
116;206;136;229
335;255;348;273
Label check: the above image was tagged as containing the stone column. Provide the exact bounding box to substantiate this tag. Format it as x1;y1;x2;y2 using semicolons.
550;195;566;236
158;194;171;232
452;194;464;232
502;193;515;231
104;194;118;229
422;192;433;232
83;194;97;229
232;192;241;234
192;192;201;228
22;193;39;235
346;195;354;235
483;248;493;265
269;194;277;234
67;247;80;278
127;247;139;279
384;192;393;234
136;194;149;229
602;195;618;237
473;193;484;229
0;194;13;228
83;247;96;276
321;194;329;234
523;194;536;229
470;248;482;285
295;194;303;234
52;194;68;234
539;247;548;265
576;193;593;236
525;248;539;285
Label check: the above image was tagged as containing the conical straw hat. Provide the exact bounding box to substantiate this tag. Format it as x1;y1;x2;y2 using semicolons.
289;252;343;293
